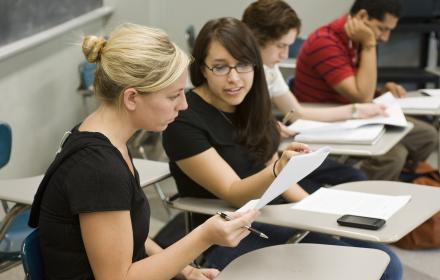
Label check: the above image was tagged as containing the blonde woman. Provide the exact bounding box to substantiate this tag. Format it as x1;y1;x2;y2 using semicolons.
29;23;258;280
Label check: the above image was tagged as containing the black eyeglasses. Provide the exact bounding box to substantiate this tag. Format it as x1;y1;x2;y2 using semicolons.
204;62;255;76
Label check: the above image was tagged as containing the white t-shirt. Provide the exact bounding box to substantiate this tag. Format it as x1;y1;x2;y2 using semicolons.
263;64;290;98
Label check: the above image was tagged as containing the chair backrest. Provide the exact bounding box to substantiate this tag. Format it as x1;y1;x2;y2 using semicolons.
185;25;196;52
288;37;306;58
78;61;96;91
21;229;44;280
0;123;12;169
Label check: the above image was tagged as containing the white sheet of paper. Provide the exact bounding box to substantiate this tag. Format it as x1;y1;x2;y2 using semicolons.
343;92;407;128
288;119;346;133
291;188;411;220
289;93;407;134
236;146;331;213
397;96;440;109
421;89;440;97
294;124;385;145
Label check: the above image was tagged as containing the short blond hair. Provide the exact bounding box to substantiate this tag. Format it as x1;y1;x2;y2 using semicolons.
82;23;190;104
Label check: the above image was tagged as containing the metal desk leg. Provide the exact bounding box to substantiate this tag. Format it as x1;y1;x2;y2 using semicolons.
434;116;440;171
154;183;172;217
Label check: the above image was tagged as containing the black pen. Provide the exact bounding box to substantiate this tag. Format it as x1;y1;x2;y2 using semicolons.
217;211;269;239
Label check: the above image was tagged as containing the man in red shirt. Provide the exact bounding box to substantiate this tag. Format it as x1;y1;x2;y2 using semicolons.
292;0;437;180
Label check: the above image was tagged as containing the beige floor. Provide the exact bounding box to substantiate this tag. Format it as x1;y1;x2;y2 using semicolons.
1;139;440;279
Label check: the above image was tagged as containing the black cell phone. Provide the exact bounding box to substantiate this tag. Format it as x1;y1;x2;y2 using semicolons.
337;214;386;230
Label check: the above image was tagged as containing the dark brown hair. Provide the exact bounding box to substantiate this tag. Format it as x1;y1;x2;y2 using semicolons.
190;17;280;164
350;0;402;20
242;0;301;47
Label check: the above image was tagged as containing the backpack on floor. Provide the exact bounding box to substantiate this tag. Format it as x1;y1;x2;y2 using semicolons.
394;161;440;249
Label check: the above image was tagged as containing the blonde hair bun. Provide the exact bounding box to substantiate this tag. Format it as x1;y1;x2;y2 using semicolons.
82;35;107;63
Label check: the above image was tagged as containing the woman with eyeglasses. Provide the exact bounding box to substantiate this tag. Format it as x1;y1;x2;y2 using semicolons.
29;23;259;280
162;17;402;279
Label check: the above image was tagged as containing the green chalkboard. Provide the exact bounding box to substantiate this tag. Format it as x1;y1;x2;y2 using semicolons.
0;0;103;47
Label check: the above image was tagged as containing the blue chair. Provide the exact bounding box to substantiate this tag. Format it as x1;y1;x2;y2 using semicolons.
286;37;306;90
21;229;44;280
78;61;96;91
185;25;196;52
288;37;305;58
0;122;34;272
0;123;12;169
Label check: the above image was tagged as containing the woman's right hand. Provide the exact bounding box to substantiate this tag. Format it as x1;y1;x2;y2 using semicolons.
275;142;311;176
200;210;259;247
355;103;388;119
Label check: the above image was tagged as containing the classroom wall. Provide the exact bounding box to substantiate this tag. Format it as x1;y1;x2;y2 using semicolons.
149;0;353;52
0;0;153;179
0;23;101;179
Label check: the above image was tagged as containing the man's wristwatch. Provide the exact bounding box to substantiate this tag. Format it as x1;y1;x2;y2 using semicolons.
351;103;360;119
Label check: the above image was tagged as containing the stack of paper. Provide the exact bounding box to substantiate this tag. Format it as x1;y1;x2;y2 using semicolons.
288;93;407;145
237;147;331;212
397;96;440;110
421;89;440;97
291;188;411;220
294;124;385;144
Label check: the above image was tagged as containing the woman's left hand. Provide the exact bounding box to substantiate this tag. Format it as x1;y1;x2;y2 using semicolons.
284;141;311;153
179;265;220;280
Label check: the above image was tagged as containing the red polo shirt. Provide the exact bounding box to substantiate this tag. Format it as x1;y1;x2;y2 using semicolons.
293;15;358;104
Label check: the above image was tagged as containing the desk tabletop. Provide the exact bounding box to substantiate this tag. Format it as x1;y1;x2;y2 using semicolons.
402;90;440;116
172;180;440;243
280;122;413;157
132;158;170;188
217;243;389;280
0;159;170;205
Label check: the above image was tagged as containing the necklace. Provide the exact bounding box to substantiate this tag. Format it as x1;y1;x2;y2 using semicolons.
217;109;233;125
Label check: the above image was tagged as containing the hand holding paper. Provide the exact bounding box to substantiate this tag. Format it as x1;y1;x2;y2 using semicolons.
274;142;312;177
237;146;331;212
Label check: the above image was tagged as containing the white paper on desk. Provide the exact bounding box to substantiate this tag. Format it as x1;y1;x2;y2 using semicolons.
421;89;440;97
397;96;440;109
237;146;331;213
344;92;407;128
288;93;407;134
294;124;385;145
288;119;346;133
291;188;411;220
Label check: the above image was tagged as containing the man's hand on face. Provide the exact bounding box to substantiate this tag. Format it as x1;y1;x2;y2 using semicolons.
344;16;376;48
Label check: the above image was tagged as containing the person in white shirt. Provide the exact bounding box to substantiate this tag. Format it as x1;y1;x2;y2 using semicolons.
243;0;386;139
